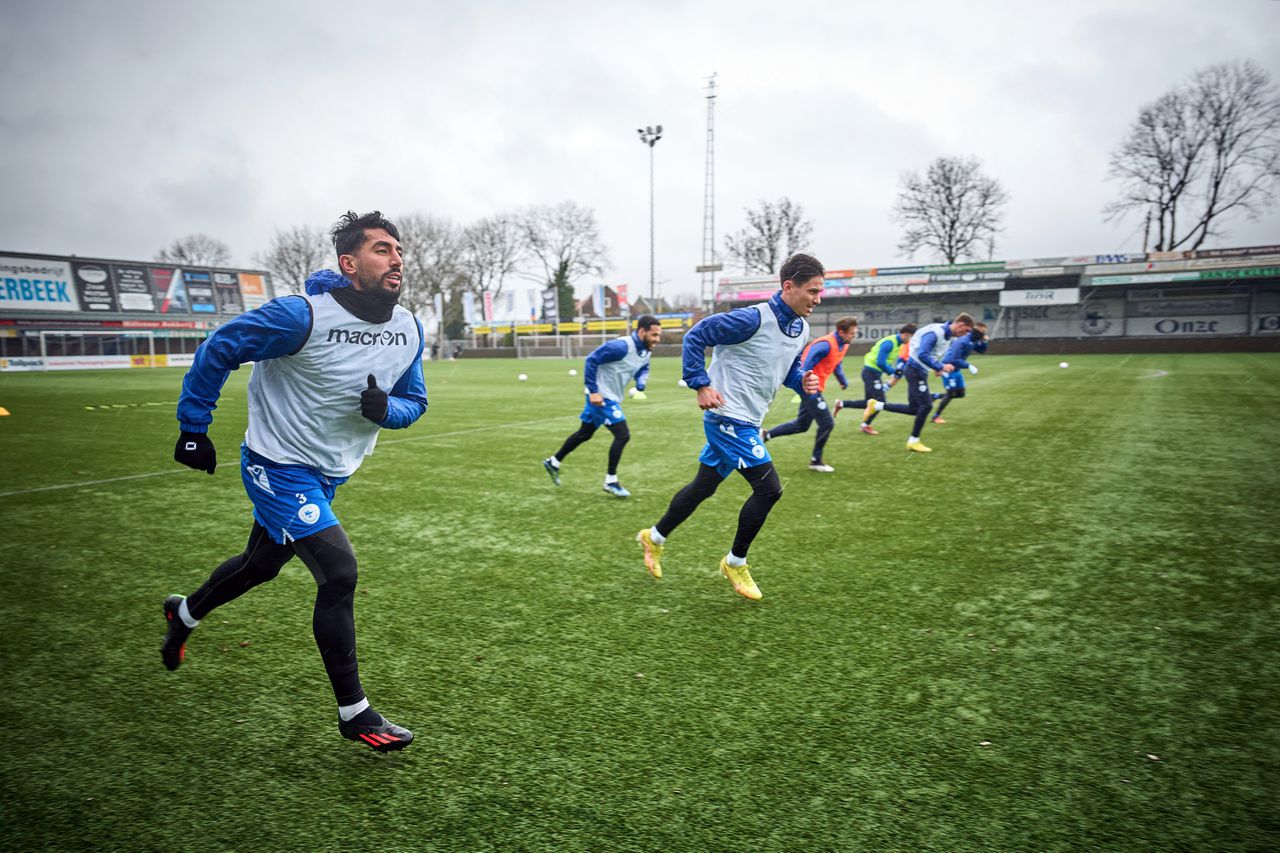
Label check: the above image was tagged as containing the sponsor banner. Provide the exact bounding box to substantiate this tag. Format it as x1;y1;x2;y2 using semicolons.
213;272;244;315
918;280;1005;294
112;265;155;312
929;271;1009;282
184;270;218;314
924;261;1005;273
168;353;196;367
873;265;927;275
616;284;629;314
1127;296;1250;317
999;287;1080;307
120;319;206;329
462;292;477;324
1193;244;1280;258
482;290;494;322
852;325;909;341
1254;314;1280;335
73;262;118;311
0;255;78;312
1090;271;1202;286
541;287;558;320
0;356;45;372
130;354;168;368
1020;266;1067;277
1004;257;1075;270
1186;254;1280;270
1083;259;1189;275
718;289;773;301
45;354;134;371
238;273;268;309
593;283;606;317
1127;315;1250;336
1145;250;1191;262
149;268;190;313
1198;266;1280;281
1012;300;1123;338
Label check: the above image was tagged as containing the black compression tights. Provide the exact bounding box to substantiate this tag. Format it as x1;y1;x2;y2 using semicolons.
184;522;365;707
554;421;631;476
655;462;785;559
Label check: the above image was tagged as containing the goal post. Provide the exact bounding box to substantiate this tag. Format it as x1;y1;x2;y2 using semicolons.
37;330;156;370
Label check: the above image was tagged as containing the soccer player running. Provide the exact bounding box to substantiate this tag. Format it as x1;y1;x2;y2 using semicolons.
762;315;858;473
932;321;988;424
871;312;973;452
543;315;662;497
636;253;824;601
162;211;427;753
842;323;918;435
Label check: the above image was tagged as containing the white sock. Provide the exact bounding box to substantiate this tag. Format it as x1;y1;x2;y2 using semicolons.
726;552;747;567
648;526;666;545
604;474;618;485
178;598;199;629
547;456;561;469
338;698;370;722
909;435;919;442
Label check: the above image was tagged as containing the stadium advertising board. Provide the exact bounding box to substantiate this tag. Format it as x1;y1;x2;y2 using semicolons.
1011;301;1124;337
999;287;1081;306
0;251;271;317
0;255;78;312
1126;315;1250;336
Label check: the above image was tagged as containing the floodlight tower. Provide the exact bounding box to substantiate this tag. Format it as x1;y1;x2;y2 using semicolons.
637;124;663;305
697;73;720;309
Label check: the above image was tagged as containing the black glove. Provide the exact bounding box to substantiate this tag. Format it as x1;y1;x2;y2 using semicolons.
361;374;388;423
174;431;217;475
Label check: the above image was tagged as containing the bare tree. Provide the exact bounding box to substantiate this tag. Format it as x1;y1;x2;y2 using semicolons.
396;213;464;317
519;201;610;289
460;214;527;301
1106;59;1280;251
156;233;233;267
893;156;1008;264
723;198;813;275
251;225;330;295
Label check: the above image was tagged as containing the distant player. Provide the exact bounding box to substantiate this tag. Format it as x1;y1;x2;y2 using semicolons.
839;323;917;435
865;312;973;452
763;315;858;472
162;211;426;752
636;254;824;600
543;316;661;497
932;322;988;424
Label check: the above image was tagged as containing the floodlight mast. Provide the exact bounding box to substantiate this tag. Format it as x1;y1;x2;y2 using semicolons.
637;124;663;305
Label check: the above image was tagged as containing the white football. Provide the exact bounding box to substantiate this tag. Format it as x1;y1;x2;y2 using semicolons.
518;373;529;381
677;379;688;388
568;369;577;377
1059;362;1069;369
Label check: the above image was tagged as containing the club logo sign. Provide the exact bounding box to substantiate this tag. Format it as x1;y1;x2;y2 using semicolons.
298;503;321;524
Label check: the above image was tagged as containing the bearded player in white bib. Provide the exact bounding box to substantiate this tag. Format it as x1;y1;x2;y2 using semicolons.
161;211;427;752
636;254;824;600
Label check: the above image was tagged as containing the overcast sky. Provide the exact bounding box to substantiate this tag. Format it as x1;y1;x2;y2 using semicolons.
2;0;1277;301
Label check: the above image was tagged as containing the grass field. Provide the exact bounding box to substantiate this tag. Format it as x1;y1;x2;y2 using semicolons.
1;353;1278;851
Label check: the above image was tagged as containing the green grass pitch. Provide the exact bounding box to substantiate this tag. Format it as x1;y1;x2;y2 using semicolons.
1;353;1278;851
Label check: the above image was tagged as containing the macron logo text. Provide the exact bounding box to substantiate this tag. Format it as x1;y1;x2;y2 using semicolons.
327;328;408;347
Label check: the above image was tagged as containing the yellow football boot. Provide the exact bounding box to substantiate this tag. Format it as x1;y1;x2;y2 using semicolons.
636;529;663;579
719;557;762;601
